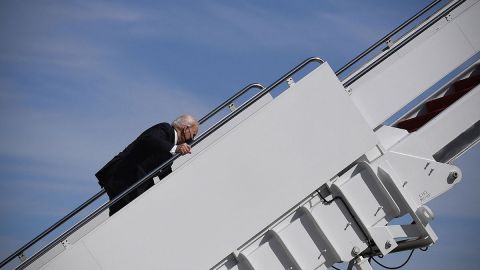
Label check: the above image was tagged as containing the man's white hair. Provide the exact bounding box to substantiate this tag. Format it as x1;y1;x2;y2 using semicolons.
172;114;198;128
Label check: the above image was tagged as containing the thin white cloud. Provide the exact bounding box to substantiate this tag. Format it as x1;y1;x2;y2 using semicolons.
37;1;387;53
0;77;208;165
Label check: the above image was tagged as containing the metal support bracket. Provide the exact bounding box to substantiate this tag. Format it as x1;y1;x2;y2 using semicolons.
348;256;373;270
345;86;353;95
386;39;394;49
286;77;295;87
18;252;27;263
445;13;453;22
61;239;71;249
228;102;237;112
376;160;439;244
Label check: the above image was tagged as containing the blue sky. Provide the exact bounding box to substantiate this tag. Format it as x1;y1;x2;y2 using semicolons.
0;1;478;269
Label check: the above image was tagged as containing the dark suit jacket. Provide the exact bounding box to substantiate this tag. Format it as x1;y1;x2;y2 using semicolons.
95;122;175;215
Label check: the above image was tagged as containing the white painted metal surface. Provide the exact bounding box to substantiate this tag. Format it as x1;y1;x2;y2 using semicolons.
24;212;109;270
171;92;273;171
39;241;101;270
39;63;377;270
349;0;480;129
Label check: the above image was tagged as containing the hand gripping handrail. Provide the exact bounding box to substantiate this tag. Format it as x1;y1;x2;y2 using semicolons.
342;0;466;87
14;57;323;270
335;0;443;77
0;83;264;269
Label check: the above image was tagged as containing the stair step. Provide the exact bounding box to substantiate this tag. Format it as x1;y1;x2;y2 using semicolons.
451;74;480;93
308;201;368;262
425;87;472;112
276;211;329;270
396;108;444;133
244;232;301;270
469;65;480;77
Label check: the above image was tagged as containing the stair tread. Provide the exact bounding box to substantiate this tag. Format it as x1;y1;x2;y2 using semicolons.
396;72;479;133
425;87;472;112
452;74;480;93
396;108;444;132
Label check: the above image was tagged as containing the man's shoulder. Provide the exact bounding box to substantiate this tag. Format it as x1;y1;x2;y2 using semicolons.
153;122;173;132
144;122;174;138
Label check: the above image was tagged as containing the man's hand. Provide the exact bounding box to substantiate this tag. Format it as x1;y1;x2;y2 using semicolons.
175;143;191;155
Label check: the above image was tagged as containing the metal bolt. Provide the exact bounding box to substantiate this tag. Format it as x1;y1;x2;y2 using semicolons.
447;170;459;184
385;241;392;249
352;246;360;256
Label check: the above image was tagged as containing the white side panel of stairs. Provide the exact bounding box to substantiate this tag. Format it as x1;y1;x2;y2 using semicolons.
40;241;101;270
25;212;109;270
172;93;273;171
40;63;377;270
349;0;480;129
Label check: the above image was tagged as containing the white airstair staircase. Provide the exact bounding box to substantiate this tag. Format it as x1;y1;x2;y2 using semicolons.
1;0;479;269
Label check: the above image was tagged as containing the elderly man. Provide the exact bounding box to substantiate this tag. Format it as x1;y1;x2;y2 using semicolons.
96;114;199;216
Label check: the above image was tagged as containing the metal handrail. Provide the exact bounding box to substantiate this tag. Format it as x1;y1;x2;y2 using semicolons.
343;0;466;87
199;83;265;124
0;189;106;269
16;56;324;270
0;83;264;269
335;0;443;77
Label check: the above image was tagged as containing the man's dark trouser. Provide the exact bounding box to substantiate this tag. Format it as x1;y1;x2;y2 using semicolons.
105;177;154;216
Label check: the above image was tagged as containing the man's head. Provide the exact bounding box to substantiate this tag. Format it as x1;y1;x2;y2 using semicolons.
172;114;199;145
